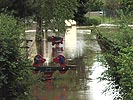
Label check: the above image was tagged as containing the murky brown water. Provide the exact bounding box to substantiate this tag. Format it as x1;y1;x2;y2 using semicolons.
27;26;113;100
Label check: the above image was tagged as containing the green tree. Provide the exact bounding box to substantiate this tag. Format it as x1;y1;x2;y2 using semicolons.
0;13;31;100
0;0;78;56
103;0;118;17
0;0;32;18
74;0;103;25
103;0;133;17
28;0;77;56
117;0;133;15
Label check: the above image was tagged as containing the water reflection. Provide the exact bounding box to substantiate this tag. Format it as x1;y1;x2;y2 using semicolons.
65;26;77;58
30;26;113;100
33;80;67;100
88;61;113;100
32;70;77;100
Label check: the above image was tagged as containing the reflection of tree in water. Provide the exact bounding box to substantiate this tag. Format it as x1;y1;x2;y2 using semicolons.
32;80;67;100
66;32;97;91
70;56;93;91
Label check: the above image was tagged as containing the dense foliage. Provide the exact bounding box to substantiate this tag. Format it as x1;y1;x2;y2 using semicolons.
103;0;133;17
74;0;103;25
0;0;32;18
97;9;133;100
31;0;77;55
80;17;101;26
0;14;31;100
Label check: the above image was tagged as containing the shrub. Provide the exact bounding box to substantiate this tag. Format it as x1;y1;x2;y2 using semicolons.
77;17;101;26
98;10;133;100
0;13;31;100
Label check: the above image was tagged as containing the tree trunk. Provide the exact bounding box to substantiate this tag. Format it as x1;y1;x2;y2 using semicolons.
35;16;44;56
44;28;48;41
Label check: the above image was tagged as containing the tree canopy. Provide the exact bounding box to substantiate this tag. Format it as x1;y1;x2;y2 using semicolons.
28;0;78;55
103;0;133;17
74;0;103;25
0;0;78;56
0;0;33;18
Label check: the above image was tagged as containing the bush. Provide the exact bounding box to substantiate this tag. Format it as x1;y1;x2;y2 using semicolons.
98;10;133;100
0;13;31;100
77;17;101;26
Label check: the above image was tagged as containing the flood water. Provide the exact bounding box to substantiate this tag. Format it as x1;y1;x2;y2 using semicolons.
29;26;113;100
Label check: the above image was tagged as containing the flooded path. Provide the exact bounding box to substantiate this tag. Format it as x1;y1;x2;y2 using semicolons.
29;26;113;100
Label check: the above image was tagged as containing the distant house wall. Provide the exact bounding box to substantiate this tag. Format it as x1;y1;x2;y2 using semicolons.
85;11;103;17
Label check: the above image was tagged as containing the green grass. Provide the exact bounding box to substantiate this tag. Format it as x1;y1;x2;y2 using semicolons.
90;16;116;24
96;27;120;41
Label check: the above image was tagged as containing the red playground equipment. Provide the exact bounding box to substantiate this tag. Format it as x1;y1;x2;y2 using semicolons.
32;54;46;67
53;55;66;67
51;36;63;46
32;35;76;80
